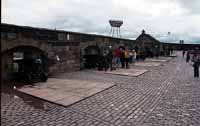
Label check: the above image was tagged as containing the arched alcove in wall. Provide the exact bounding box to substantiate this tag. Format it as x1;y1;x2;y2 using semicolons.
82;45;101;69
1;46;48;82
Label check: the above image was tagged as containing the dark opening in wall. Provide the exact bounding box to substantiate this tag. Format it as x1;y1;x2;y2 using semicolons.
83;45;101;69
2;46;48;83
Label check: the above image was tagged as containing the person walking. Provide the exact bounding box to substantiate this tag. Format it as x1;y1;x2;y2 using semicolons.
103;50;109;72
155;46;159;59
114;48;121;68
192;53;200;78
132;49;137;65
129;50;133;63
107;46;114;71
182;50;186;58
186;51;190;63
120;48;125;68
124;49;130;68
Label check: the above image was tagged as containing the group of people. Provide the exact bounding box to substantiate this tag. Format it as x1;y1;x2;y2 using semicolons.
183;50;200;78
100;46;137;72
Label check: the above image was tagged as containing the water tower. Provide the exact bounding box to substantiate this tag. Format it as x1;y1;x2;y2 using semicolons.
109;20;123;38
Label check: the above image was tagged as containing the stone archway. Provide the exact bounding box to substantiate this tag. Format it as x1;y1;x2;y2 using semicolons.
1;46;48;82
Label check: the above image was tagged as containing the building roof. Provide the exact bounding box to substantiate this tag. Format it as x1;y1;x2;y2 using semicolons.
136;30;160;43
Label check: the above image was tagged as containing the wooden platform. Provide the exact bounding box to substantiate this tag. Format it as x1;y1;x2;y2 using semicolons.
17;78;115;106
135;62;162;67
105;68;148;77
146;58;168;62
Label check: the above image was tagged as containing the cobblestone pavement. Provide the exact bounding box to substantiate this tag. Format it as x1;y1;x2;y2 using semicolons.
1;54;200;126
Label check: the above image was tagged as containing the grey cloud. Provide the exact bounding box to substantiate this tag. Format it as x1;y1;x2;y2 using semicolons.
175;0;200;14
2;0;200;43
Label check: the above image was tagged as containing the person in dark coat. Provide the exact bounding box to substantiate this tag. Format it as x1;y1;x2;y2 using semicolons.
103;51;109;72
120;48;125;68
192;53;200;78
182;50;186;58
107;46;114;71
124;49;130;69
114;48;121;68
186;51;190;63
155;46;159;59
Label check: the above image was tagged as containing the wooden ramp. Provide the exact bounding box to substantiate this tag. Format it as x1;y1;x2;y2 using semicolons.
105;68;148;77
135;62;162;67
17;78;115;106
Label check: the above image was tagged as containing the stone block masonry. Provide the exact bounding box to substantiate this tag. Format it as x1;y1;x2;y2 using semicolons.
1;23;199;81
1;23;134;81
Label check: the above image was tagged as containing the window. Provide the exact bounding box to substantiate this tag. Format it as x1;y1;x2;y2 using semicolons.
58;33;65;41
7;33;18;40
58;33;71;41
67;34;70;40
13;52;24;60
82;35;95;42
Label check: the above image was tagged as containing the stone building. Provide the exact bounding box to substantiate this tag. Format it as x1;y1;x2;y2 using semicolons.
135;30;161;57
1;23;133;82
1;23;199;82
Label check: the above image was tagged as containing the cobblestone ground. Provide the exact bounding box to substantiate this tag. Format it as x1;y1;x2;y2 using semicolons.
1;54;200;126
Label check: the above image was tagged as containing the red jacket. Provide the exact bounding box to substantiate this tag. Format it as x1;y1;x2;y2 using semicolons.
114;49;120;57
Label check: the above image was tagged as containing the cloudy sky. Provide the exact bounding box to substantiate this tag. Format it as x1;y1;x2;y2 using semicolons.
2;0;200;43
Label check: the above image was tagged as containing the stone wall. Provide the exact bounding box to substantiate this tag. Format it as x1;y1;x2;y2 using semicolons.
1;24;82;80
1;23;135;81
2;23;199;81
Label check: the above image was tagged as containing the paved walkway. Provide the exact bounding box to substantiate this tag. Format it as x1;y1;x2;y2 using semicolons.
1;53;200;126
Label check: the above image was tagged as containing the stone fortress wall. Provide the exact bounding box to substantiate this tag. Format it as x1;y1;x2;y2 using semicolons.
1;23;200;81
